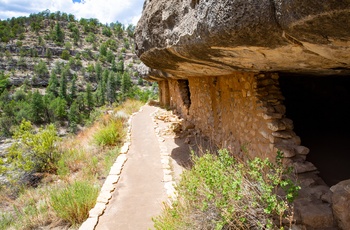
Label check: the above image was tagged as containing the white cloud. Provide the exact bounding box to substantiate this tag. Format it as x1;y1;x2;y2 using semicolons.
0;0;144;25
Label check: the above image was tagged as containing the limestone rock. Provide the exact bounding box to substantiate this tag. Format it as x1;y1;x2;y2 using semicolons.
272;130;295;139
136;0;350;78
267;120;286;132
281;118;294;130
295;146;310;155
331;179;350;230
79;217;98;230
293;161;317;173
89;202;106;218
294;200;335;229
275;144;296;158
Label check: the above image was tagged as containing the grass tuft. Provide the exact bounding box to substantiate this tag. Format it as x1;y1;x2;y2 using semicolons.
50;181;99;226
93;117;125;146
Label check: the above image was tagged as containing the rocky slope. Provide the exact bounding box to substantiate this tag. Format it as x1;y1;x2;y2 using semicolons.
0;12;143;87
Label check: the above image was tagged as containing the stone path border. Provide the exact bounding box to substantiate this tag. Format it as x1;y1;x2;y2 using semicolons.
79;106;179;229
151;109;177;202
79;108;140;230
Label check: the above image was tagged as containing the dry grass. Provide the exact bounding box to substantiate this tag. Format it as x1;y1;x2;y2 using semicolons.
0;100;145;229
1;185;60;229
114;99;144;115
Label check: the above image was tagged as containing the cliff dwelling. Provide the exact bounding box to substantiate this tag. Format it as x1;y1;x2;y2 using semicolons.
136;0;350;229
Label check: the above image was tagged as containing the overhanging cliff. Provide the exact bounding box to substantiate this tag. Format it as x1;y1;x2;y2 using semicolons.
135;1;350;229
136;0;350;78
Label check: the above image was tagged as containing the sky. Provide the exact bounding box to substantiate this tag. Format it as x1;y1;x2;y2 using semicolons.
0;0;145;25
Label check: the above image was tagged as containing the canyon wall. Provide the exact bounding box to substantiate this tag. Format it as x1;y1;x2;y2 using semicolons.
136;0;350;228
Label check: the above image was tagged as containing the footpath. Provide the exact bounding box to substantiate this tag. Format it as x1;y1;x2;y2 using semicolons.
81;105;192;230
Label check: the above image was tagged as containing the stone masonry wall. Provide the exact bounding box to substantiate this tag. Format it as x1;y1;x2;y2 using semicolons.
158;72;337;229
158;80;170;107
167;79;191;117
159;72;310;164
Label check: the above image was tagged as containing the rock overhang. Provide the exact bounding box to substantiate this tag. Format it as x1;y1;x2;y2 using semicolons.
135;0;350;79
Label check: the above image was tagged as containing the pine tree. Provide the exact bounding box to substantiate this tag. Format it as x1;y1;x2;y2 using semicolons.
53;22;64;44
34;60;49;78
102;69;109;83
49;97;67;122
68;100;79;133
99;43;107;56
116;60;124;73
95;83;105;106
45;48;52;59
43;93;54;122
0;89;10;109
71;27;80;45
69;74;77;103
30;90;44;124
0;71;9;94
95;62;102;81
138;77;144;86
111;59;117;72
106;72;116;104
59;72;67;99
85;83;94;111
106;50;114;63
47;72;59;97
76;93;85;112
121;72;132;95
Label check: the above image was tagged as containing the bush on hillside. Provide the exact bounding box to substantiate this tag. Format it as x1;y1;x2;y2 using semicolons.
0;120;61;176
61;49;70;60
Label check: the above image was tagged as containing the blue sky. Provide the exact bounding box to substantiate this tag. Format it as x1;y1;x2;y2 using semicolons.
0;0;144;25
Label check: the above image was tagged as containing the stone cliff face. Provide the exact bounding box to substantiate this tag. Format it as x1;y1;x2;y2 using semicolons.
136;0;350;77
136;0;350;229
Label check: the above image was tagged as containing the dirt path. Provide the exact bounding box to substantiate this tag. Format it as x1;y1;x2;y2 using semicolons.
95;105;188;230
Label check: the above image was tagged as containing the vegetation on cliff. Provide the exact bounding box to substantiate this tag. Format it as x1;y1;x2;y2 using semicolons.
0;10;153;229
0;10;155;137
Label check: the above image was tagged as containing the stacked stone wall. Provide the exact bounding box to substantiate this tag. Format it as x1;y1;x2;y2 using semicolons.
158;80;170;107
157;72;338;228
159;72;310;163
167;79;190;117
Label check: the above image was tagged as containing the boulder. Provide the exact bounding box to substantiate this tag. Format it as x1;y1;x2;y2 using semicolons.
135;0;350;78
331;179;350;229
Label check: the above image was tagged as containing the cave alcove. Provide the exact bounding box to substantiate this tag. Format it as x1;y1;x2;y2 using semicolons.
279;74;350;186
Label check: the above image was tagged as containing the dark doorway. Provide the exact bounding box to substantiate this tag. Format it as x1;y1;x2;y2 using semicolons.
279;74;350;186
178;80;191;109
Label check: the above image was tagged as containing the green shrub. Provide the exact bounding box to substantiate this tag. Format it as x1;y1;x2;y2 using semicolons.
93;117;125;146
130;87;158;103
85;32;95;43
61;50;70;60
0;71;9;94
153;150;300;230
0;212;13;229
1;120;61;175
50;181;99;225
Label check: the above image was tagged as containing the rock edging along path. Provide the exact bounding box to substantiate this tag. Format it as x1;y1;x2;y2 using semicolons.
80;105;177;230
79;108;134;230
